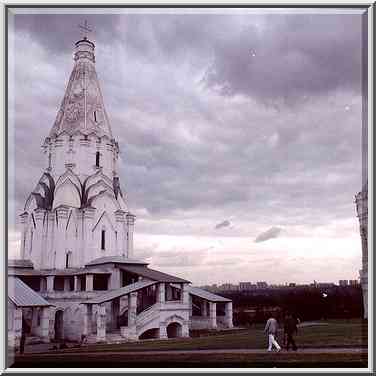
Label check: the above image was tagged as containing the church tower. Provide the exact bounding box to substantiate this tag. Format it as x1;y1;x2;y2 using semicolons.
355;182;368;319
19;33;136;269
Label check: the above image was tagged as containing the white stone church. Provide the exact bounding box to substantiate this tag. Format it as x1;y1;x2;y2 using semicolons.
8;35;233;350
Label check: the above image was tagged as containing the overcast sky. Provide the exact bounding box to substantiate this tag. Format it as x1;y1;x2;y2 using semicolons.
8;9;367;285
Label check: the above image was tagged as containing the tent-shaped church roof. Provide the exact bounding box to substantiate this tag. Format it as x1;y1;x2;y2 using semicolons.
48;37;113;140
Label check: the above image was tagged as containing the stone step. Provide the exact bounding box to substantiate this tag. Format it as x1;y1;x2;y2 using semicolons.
25;336;43;345
85;332;128;344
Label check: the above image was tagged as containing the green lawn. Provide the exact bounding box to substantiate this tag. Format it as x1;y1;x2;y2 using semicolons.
57;318;368;353
11;319;368;368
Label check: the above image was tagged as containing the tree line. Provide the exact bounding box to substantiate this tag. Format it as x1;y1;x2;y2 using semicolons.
219;286;363;325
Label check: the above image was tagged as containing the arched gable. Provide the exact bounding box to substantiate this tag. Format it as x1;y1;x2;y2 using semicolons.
40;172;55;193
85;180;114;203
38;182;53;209
82;171;113;208
84;170;113;191
53;178;81;209
24;172;56;211
88;190;120;213
55;170;82;193
24;194;38;212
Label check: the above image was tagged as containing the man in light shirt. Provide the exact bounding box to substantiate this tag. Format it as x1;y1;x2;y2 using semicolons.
264;314;281;352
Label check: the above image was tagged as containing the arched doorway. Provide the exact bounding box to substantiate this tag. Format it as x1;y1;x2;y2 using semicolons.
167;322;182;338
54;310;64;341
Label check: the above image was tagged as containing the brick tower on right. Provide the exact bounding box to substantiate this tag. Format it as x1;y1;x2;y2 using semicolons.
355;182;368;319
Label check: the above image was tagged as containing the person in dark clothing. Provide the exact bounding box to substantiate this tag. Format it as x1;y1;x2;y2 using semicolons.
284;313;298;351
19;317;30;354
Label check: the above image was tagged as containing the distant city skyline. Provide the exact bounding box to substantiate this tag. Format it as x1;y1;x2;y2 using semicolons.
8;10;365;284
201;278;360;288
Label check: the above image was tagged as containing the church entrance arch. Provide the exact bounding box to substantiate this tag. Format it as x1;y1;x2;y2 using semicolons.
54;310;64;341
167;322;182;338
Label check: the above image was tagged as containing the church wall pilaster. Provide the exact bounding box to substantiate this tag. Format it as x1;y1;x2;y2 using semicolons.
19;212;29;259
45;212;56;269
76;210;85;267
33;208;47;269
115;210;126;257
82;207;96;265
55;206;70;269
126;213;136;259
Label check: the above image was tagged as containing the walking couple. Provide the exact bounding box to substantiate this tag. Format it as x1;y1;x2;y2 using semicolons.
264;312;298;352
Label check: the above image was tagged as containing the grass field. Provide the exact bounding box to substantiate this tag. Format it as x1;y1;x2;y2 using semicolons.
55;318;368;353
10;319;368;368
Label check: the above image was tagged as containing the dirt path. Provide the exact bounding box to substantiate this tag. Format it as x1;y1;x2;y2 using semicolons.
14;347;367;357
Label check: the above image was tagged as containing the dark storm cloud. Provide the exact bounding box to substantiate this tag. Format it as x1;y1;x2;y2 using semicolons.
14;13;362;104
204;14;362;105
255;227;283;243
9;11;363;239
215;220;231;229
13;13;121;54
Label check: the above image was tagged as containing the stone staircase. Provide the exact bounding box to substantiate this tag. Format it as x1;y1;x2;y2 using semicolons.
84;304;162;344
135;303;163;338
85;330;128;344
136;304;159;328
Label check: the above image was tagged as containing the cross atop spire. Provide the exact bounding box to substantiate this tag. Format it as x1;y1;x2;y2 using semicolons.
78;20;92;40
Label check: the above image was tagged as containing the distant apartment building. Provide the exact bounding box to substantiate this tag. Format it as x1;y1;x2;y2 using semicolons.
220;283;239;291
256;282;268;288
239;282;257;291
312;282;335;288
349;280;360;286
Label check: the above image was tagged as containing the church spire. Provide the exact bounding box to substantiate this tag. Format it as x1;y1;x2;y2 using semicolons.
49;26;113;139
78;20;92;40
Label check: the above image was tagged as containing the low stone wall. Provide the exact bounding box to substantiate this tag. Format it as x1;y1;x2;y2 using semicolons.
8;332;18;350
189;316;211;330
120;326;137;340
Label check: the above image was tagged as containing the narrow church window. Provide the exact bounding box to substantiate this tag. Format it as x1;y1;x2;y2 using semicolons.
23;233;26;254
94;110;97;123
29;231;33;254
95;151;100;167
101;230;106;250
66;253;70;268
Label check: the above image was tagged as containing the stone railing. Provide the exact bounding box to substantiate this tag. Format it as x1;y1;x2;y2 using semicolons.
162;300;189;311
136;303;160;328
40;290;107;300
